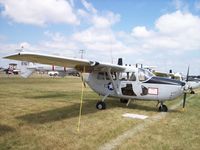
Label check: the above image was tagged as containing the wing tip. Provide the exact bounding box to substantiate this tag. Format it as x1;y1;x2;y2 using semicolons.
3;53;21;59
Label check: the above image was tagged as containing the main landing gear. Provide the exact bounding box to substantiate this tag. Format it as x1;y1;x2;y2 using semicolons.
96;94;109;110
158;101;168;112
96;101;106;110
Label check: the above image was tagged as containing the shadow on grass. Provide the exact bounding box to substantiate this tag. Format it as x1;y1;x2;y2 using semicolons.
25;91;92;100
0;124;16;136
131;103;182;113
16;100;99;124
109;99;157;112
128;103;157;112
16;98;175;124
26;93;68;99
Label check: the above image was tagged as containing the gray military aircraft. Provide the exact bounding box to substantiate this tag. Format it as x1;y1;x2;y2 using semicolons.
19;61;79;78
4;52;190;112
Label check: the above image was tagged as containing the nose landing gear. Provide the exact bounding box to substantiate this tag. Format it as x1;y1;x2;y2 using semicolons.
158;101;168;112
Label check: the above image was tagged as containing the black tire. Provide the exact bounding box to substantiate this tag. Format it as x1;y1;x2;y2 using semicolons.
96;101;106;110
190;91;195;94
120;99;128;103
159;104;168;112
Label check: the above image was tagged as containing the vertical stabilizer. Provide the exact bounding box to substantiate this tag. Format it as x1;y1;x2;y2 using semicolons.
118;58;123;66
20;61;36;78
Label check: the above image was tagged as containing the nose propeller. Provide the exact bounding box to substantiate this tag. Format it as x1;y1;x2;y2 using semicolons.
183;66;190;108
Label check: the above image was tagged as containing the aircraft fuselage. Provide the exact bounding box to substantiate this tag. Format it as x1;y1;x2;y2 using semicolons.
85;67;185;102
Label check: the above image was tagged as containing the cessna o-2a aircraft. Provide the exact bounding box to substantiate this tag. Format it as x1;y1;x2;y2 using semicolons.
4;52;190;112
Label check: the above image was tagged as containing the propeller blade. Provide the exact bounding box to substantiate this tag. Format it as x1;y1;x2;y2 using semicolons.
183;93;187;108
186;66;190;82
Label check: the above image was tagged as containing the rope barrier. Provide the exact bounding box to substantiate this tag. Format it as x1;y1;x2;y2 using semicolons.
77;66;85;132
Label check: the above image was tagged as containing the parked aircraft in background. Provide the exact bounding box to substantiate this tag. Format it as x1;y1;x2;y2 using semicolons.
151;69;200;94
19;61;79;78
4;52;194;112
187;76;200;94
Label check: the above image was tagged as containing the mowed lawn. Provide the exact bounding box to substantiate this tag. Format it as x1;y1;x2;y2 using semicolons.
0;75;199;150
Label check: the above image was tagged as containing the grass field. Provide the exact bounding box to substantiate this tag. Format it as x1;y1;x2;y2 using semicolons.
0;74;200;150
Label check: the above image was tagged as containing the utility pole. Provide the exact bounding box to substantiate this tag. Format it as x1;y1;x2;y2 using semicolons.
79;49;85;59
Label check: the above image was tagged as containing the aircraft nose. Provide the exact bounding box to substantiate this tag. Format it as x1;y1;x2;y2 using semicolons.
145;76;186;86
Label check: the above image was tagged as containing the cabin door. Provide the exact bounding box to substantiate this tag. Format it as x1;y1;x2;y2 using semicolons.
119;72;137;96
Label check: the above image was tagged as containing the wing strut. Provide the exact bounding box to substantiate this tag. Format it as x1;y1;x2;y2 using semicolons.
107;68;120;95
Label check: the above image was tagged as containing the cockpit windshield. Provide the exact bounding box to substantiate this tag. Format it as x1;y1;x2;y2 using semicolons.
138;68;153;81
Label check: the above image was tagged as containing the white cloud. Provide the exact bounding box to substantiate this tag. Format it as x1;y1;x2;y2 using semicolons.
129;11;200;52
73;27;114;43
0;1;200;74
172;0;183;10
171;0;189;11
131;26;154;38
81;0;97;14
93;12;120;28
79;0;120;28
0;0;79;26
44;31;67;42
38;31;78;57
155;11;200;34
72;27;132;56
70;0;125;59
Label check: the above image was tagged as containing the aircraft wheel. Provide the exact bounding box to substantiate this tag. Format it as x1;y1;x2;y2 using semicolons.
120;99;128;103
190;91;195;94
96;101;106;110
159;105;168;112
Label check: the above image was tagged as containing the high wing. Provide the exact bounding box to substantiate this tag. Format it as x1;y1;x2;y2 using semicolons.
4;52;126;72
153;71;170;77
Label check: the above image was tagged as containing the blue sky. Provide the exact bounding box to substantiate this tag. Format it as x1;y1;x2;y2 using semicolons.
0;0;200;75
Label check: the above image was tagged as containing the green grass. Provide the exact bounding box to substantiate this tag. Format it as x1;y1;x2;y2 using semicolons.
0;75;199;150
117;92;200;150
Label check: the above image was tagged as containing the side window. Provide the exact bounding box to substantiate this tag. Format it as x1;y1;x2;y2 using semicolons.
138;70;146;81
119;72;128;81
119;72;136;81
97;72;117;80
105;72;110;80
111;72;117;80
130;72;136;81
97;72;105;80
138;68;153;82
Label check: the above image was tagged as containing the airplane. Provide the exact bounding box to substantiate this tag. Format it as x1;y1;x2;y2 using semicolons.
19;61;79;78
46;65;79;77
152;69;200;94
187;76;200;94
4;52;190;112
